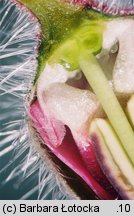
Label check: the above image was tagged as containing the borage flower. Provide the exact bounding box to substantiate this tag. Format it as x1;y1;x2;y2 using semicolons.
1;0;134;200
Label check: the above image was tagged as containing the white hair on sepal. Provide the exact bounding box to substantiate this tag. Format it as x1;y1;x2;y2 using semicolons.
70;0;134;15
0;0;72;200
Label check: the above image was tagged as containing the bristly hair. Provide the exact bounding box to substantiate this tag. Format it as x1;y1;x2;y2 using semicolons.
2;0;134;200
0;0;73;200
70;0;134;15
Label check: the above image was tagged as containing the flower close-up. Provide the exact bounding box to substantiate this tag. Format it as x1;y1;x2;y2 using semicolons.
1;0;134;200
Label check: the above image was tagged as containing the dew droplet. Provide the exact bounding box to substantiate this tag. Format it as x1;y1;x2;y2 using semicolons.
110;43;119;53
63;62;71;70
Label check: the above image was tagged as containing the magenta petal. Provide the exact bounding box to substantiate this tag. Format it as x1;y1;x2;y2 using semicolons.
29;100;116;200
73;133;117;196
29;101;66;147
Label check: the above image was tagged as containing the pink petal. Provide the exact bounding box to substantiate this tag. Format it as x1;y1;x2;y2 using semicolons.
29;101;66;147
29;100;117;200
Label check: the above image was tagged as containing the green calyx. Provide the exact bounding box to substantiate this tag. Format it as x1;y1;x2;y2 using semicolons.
48;20;105;71
19;0;106;78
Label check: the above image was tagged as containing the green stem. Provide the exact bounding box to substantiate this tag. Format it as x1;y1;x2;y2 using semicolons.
80;53;134;165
